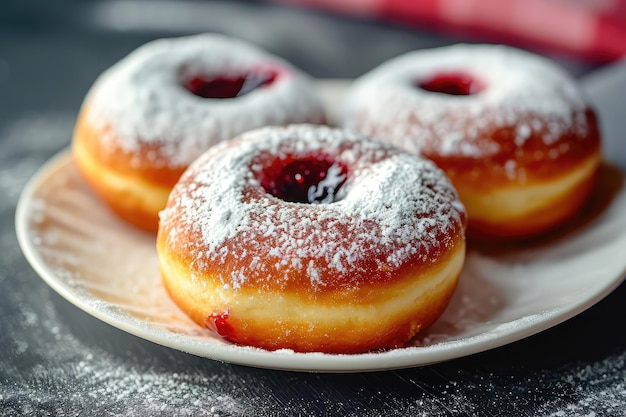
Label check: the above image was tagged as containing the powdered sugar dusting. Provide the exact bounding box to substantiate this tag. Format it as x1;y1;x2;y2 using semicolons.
342;44;591;159
159;124;466;290
85;33;324;168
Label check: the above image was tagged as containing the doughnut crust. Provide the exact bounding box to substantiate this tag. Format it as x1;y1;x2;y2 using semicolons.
342;44;601;240
73;107;184;231
72;34;325;232
157;124;467;353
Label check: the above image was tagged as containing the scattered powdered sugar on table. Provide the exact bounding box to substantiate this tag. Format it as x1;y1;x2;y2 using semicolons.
2;288;253;416
86;33;324;168
535;351;626;417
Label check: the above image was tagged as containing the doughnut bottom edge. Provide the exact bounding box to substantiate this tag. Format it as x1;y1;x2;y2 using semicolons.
157;240;466;354
461;153;601;240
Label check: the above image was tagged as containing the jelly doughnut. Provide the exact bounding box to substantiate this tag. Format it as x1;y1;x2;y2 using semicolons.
72;34;325;231
157;124;467;353
343;44;601;240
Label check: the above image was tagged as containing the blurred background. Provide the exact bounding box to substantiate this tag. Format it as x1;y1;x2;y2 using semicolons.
2;0;624;120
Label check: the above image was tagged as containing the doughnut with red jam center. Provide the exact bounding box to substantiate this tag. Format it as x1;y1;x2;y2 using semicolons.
72;34;325;231
343;44;601;240
157;124;467;353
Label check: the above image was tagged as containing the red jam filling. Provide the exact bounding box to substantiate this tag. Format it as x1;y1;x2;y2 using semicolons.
205;311;235;338
260;156;348;204
417;72;485;95
183;68;278;99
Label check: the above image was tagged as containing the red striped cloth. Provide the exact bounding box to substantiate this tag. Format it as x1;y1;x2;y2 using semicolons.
272;0;626;62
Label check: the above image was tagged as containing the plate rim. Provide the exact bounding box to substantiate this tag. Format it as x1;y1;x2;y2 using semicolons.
15;149;626;372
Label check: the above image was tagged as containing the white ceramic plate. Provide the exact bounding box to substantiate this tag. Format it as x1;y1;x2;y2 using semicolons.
15;80;626;372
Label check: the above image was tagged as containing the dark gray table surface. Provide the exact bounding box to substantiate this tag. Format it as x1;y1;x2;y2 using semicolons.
2;1;626;415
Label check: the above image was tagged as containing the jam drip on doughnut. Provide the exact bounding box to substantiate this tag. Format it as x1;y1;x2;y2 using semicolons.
260;156;348;204
417;72;484;95
183;69;278;99
205;311;235;338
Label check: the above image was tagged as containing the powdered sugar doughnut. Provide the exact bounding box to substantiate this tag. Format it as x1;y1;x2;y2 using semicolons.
157;124;467;353
343;44;601;240
73;34;325;231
